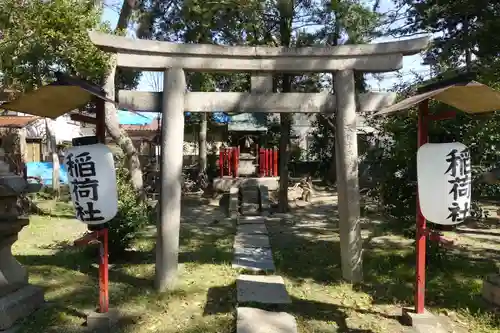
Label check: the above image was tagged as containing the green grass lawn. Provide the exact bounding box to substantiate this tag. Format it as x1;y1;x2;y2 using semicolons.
265;204;500;333
14;199;237;333
12;198;500;332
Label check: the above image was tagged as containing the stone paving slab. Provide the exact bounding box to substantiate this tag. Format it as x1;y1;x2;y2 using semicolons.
234;234;271;248
237;223;268;235
229;187;239;218
258;185;270;212
237;216;266;225
237;307;297;333
232;247;275;272
241;203;260;215
237;275;291;304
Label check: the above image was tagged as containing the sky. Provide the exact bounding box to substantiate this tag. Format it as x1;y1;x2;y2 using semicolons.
101;0;430;94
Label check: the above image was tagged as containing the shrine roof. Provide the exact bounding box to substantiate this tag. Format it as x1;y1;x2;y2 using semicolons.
0;116;39;128
121;122;159;132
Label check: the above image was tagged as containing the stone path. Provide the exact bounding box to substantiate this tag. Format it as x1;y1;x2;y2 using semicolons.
237;275;291;304
233;247;275;272
232;185;297;333
237;308;297;333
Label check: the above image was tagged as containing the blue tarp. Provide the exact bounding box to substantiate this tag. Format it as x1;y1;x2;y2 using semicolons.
212;112;231;123
117;110;155;125
184;112;231;123
118;110;232;126
26;162;68;185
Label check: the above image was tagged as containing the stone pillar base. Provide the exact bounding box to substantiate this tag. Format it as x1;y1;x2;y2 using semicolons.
86;309;120;332
0;284;44;330
402;307;448;333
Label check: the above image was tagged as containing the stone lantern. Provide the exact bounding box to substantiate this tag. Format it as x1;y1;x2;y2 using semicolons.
0;148;44;330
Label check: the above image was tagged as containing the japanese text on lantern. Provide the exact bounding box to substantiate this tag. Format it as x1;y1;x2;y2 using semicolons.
66;151;104;222
444;148;471;223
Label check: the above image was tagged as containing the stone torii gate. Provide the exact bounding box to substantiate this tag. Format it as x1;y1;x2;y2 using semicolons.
89;31;429;290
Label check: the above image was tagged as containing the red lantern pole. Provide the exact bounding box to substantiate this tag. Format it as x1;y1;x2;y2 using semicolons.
96;99;109;314
415;99;429;314
273;148;278;177
219;148;224;177
99;228;109;313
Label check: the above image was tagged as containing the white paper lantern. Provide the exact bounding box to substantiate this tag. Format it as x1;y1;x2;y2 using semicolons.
417;142;471;225
64;143;118;224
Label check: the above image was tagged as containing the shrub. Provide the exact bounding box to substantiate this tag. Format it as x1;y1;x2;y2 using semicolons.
106;155;153;256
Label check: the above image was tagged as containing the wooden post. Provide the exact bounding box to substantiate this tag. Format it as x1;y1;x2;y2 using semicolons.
95;99;106;143
227;148;232;177
267;149;272;177
259;148;264;177
234;146;240;178
219;148;224;177
273;148;278;177
256;144;259;176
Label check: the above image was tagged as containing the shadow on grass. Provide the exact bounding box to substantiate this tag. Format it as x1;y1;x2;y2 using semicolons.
289;297;379;333
203;282;236;316
31;200;77;219
265;207;500;330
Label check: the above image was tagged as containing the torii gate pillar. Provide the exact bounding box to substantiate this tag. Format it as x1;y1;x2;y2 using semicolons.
335;70;363;282
155;68;186;291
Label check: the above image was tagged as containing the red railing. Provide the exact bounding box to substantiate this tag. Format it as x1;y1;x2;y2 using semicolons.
258;147;278;177
219;146;278;178
219;147;240;178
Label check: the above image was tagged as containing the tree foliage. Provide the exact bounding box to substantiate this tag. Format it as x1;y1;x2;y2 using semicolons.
368;0;500;232
0;0;111;91
395;0;500;68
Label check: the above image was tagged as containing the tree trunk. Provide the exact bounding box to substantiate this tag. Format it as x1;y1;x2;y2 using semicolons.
277;0;294;213
18;128;27;176
98;0;144;199
103;58;145;199
198;112;208;185
277;76;292;212
45;119;60;199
